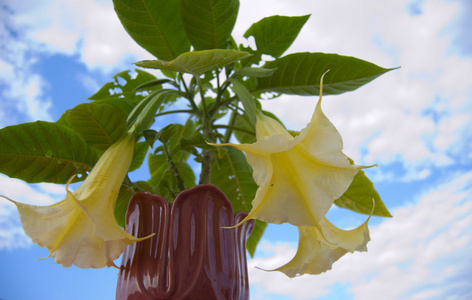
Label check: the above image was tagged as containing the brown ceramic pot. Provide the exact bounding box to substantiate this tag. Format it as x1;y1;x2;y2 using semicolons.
116;184;255;300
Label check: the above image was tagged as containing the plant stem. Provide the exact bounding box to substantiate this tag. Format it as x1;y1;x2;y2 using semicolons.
179;73;200;114
196;76;213;184
163;144;185;191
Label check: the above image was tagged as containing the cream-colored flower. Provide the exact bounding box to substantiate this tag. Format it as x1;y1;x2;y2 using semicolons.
273;216;371;277
2;131;149;269
220;75;367;228
216;73;373;276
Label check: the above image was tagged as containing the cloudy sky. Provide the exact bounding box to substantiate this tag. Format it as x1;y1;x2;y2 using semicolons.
1;0;472;299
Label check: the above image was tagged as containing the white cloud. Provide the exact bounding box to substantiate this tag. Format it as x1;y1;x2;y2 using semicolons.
248;171;472;300
4;0;470;179
0;4;54;124
235;0;472;180
10;0;154;70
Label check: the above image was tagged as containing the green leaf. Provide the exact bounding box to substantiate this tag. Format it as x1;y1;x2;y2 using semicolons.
230;78;256;126
147;153;195;201
113;0;190;60
233;113;256;144
60;103;127;151
135;49;251;75
256;52;396;96
148;153;167;186
167;120;197;155
335;170;392;217
88;69;158;102
129;91;171;133
0;121;99;183
90;98;137;119
210;146;258;212
180;0;239;50
114;184;135;227
246;220;267;257
244;15;310;63
235;67;277;78
143;129;159;148
180;131;215;151
156;124;180;144
129;141;149;172
134;79;173;91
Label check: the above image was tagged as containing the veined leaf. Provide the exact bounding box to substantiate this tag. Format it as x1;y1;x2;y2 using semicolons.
113;0;190;60
210;146;257;213
235;67;277;78
244;15;310;64
180;0;239;50
135;49;251;75
0;121;99;183
90;98;136;120
88;69;158;102
256;52;396;96
60;103;127;151
335;170;392;217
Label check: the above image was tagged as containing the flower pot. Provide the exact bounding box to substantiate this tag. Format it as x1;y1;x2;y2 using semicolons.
116;184;255;300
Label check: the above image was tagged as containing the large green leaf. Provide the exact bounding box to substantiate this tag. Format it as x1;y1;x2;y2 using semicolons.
180;0;239;50
135;49;251;75
335;169;392;217
0;121;99;183
256;52;396;96
113;0;190;60
210;147;257;213
89;69;158;102
59;103;127;151
244;15;310;64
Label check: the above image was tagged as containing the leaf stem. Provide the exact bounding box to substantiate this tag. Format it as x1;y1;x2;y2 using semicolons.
216;124;255;139
155;109;194;117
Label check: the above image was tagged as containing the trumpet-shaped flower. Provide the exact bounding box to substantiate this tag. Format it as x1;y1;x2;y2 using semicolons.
273;215;371;277
2;131;149;268
216;73;373;276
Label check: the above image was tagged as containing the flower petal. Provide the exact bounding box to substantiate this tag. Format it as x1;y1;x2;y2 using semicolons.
273;216;371;277
2;131;151;268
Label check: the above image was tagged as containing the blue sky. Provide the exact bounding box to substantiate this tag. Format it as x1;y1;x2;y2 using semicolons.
1;0;472;299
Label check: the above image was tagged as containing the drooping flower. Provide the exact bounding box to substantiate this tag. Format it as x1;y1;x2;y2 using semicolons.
216;73;373;276
273;215;371;277
2;131;149;268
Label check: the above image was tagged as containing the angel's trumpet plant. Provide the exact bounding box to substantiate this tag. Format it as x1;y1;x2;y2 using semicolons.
1;130;150;268
214;73;374;276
